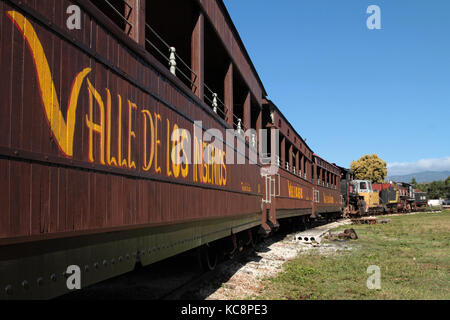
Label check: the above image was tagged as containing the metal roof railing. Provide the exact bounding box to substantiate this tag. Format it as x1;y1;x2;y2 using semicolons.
96;0;134;34
203;84;228;120
145;24;198;91
144;22;254;133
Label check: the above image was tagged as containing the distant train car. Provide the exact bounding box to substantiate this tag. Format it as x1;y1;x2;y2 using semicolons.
396;183;415;212
351;180;384;215
337;166;365;217
259;101;342;233
336;167;430;217
413;190;428;212
312;154;342;219
373;183;400;214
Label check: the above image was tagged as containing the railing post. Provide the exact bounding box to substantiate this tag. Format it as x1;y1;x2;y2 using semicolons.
313;162;317;186
191;12;204;99
224;63;234;127
319;167;323;186
251;133;257;148
128;0;146;45
301;154;305;179
237;118;243;135
244;92;251;135
212;93;218;114
289;144;293;172
169;47;177;75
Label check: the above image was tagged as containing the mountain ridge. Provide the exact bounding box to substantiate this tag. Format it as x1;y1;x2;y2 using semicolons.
386;171;450;183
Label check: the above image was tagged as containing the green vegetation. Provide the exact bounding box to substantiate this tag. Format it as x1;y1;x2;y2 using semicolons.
250;211;450;300
351;154;387;183
414;177;450;199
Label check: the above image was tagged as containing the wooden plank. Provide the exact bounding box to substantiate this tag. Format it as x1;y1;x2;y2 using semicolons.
10;10;25;151
0;2;265;241
10;161;31;237
224;63;233;126
0;0;10;149
0;159;10;238
57;167;67;233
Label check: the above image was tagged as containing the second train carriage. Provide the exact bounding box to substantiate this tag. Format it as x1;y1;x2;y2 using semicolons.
260;100;342;232
413;190;428;212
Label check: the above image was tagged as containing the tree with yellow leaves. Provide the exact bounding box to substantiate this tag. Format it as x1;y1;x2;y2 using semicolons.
350;154;387;183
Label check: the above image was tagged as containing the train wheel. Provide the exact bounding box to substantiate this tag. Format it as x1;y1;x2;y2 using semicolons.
359;201;366;216
248;229;258;249
198;243;218;271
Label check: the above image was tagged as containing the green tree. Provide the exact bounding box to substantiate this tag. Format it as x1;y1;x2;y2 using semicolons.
411;177;418;187
429;181;444;199
350;154;387;183
417;178;450;199
445;176;450;199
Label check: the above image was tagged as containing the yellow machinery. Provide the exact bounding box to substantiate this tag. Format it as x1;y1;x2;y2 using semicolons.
373;183;401;213
350;180;384;215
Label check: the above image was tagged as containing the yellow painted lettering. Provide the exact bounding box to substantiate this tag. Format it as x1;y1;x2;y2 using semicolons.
106;89;117;167
7;11;91;157
142;109;155;172
117;95;127;167
127;100;137;169
171;124;180;179
154;113;162;174
181;130;189;179
86;79;105;165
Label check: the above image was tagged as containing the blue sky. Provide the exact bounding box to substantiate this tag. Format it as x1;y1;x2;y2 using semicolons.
223;0;450;175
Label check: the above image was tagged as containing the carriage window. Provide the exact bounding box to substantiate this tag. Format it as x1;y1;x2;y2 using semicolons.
90;0;133;34
360;182;367;190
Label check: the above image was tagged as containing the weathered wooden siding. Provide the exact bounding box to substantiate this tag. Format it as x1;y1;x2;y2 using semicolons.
275;169;313;211
0;0;262;242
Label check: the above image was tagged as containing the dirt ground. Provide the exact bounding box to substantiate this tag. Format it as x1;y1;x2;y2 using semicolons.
203;219;353;300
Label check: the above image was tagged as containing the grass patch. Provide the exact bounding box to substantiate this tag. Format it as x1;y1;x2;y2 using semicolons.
250;211;450;300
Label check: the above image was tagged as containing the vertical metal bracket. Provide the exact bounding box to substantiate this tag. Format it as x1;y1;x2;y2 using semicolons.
262;173;281;204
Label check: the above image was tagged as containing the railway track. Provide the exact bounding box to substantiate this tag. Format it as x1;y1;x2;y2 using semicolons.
64;213;429;301
159;247;256;300
60;218;340;300
60;211;435;301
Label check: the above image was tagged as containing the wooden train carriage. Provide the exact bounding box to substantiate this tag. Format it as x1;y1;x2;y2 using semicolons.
413;191;428;211
312;155;341;216
260;100;341;229
260;100;314;229
0;0;267;299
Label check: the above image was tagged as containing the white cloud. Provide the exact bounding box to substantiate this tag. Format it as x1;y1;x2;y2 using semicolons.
388;157;450;176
